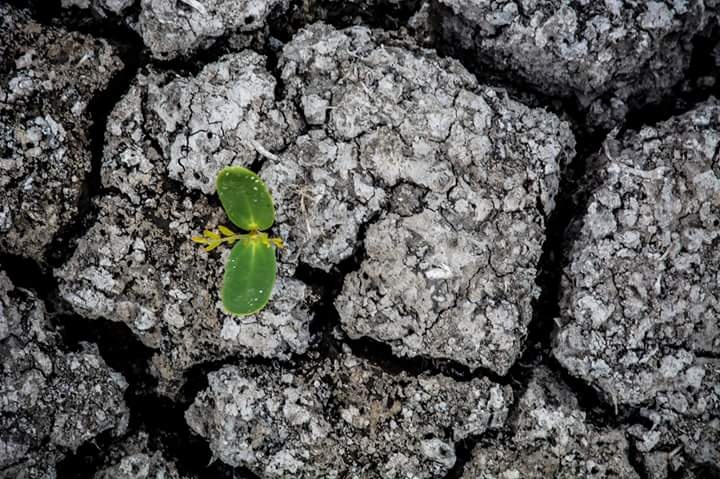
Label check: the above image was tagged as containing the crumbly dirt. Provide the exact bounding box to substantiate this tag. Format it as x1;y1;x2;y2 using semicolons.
1;1;719;478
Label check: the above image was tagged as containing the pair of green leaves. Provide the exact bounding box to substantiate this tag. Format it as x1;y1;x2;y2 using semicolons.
192;166;283;316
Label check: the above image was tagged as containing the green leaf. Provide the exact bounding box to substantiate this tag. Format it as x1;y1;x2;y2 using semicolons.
222;235;277;316
216;166;275;231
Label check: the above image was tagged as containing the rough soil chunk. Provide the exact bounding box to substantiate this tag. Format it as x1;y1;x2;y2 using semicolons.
555;99;720;468
61;0;134;15
186;353;512;478
0;271;129;478
267;24;573;372
94;433;190;479
462;367;639;478
137;0;427;59
0;4;123;261
138;0;286;59
435;0;711;128
56;56;314;397
147;51;300;195
95;453;187;479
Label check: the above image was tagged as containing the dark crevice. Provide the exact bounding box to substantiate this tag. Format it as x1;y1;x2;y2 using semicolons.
622;21;720;134
8;0;150;271
293;211;378;344
4;1;148;272
309;0;422;31
289;208;517;477
427;2;600;141
246;154;267;174
271;0;423;44
9;0;143;53
628;445;720;479
4;0;64;24
345;328;509;384
429;3;720;144
696;351;720;359
465;14;720;461
442;436;474;479
54;428;121;479
693;463;720;479
498;133;605;408
0;254;56;299
177;352;316;405
145;34;251;77
436;19;720;479
0;255;258;476
53;316;153;478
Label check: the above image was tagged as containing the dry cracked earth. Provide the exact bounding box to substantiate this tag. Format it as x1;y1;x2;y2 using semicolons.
1;0;719;478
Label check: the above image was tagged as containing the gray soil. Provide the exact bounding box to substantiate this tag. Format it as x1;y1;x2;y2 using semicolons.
0;1;719;478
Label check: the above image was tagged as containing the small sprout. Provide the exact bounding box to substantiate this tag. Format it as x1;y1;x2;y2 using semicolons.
192;166;284;316
218;225;235;237
204;230;220;240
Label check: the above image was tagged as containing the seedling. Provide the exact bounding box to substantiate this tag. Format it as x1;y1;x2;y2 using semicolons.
192;166;284;316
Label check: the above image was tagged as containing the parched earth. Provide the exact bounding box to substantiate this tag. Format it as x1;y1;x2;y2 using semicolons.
1;1;719;478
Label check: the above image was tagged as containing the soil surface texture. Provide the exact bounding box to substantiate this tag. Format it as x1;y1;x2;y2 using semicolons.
1;1;719;478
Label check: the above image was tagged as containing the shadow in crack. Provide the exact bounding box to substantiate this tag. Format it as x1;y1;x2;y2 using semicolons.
623;21;720;134
0;254;56;299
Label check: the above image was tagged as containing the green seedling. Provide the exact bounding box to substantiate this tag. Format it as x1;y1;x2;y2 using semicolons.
192;166;284;316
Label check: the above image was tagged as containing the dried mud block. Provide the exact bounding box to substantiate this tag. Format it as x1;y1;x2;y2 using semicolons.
462;368;639;479
0;271;129;478
138;0;287;59
94;433;191;479
555;99;720;470
186;353;512;478
0;4;122;261
435;0;712;128
137;0;428;60
267;25;573;372
60;0;134;15
56;54;314;397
